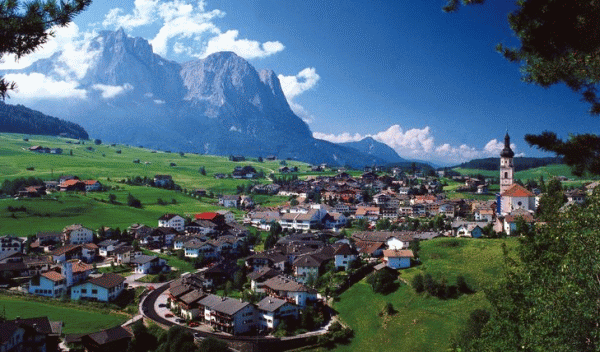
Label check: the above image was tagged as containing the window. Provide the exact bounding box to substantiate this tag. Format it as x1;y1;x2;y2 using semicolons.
81;289;87;293
92;289;98;294
504;172;508;178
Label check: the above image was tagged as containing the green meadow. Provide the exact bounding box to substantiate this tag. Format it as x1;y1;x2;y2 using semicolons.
325;237;517;352
0;133;302;235
0;295;128;334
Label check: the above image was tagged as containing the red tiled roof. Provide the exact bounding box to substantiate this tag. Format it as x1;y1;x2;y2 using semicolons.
42;271;65;282
194;212;219;221
501;184;534;197
83;180;99;185
60;180;82;187
382;249;414;258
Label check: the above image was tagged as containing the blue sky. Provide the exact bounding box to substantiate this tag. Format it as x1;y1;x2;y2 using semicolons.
2;0;596;164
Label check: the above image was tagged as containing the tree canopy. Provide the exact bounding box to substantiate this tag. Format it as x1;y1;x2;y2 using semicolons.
0;0;92;99
446;0;600;175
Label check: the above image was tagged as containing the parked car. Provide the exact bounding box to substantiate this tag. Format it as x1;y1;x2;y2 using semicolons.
188;322;199;327
165;313;174;318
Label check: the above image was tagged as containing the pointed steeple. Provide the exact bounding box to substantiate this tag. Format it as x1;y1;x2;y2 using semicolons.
500;132;515;158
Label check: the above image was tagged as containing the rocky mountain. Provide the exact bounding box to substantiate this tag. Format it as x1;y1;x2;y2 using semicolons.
1;29;389;167
339;137;405;164
0;101;88;139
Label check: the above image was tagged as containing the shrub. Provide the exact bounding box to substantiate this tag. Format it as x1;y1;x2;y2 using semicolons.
127;193;142;208
412;273;425;293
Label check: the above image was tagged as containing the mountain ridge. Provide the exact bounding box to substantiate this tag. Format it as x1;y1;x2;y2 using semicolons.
1;30;393;167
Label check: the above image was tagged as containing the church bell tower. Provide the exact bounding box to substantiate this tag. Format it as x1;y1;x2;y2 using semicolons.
499;132;514;194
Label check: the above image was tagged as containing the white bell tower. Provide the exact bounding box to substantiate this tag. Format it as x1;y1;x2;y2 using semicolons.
499;132;514;194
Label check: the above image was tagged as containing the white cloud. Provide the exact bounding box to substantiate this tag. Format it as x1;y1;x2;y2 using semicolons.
102;0;159;29
313;124;523;164
92;83;133;99
154;99;166;104
278;68;320;123
201;30;284;59
312;132;364;144
4;73;87;100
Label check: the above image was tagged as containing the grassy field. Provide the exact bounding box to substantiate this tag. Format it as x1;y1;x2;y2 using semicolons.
0;133;310;191
326;237;517;352
454;164;598;183
0;295;128;334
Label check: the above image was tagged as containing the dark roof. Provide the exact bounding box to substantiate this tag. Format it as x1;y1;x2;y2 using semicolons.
86;273;126;289
256;297;288;312
131;255;159;265
293;254;322;268
180;290;206;305
500;133;515;158
212;297;251;316
169;284;193;298
263;275;315;293
247;267;280;281
333;243;354;256
158;214;180;221
98;240;120;247
86;326;132;345
198;294;225;308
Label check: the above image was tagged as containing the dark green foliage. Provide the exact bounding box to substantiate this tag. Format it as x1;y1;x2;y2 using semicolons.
1;176;44;195
366;269;398;294
452;309;491;352
453;157;563;172
199;166;206;175
461;191;600;351
94;139;101;145
0;0;92;99
536;177;565;220
127;320;158;352
412;273;425;293
526;132;600;176
155;325;196;352
127;193;142;208
198;336;229;352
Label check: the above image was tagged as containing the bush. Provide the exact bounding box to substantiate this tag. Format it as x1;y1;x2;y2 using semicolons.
127;193;142;208
412;273;425;293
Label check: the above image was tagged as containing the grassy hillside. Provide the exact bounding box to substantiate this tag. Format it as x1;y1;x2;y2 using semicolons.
0;295;128;334
454;163;597;182
327;237;517;352
0;133;301;235
0;133;309;192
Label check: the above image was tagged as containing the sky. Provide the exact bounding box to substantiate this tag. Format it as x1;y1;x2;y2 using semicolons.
2;0;598;165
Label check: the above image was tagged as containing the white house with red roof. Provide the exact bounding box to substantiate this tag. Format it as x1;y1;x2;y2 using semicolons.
499;184;536;216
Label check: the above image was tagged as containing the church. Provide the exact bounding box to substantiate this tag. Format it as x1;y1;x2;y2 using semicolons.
496;133;536;216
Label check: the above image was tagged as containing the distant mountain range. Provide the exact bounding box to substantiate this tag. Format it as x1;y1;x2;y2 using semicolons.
1;29;401;168
0;101;88;139
453;157;563;172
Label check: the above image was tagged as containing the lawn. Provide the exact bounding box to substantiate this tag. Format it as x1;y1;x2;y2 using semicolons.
0;295;128;334
324;237;517;352
141;249;196;273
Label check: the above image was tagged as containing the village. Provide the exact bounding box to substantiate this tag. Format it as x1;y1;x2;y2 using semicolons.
0;133;593;351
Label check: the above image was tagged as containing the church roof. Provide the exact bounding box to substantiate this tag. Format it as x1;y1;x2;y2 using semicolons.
501;184;534;197
500;133;515;158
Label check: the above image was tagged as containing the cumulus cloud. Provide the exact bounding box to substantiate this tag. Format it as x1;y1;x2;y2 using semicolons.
92;83;134;99
101;0;282;60
313;124;523;164
278;68;320;123
4;73;87;100
200;30;284;59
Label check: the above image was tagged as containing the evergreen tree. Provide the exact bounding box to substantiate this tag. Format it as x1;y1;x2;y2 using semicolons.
1;0;92;99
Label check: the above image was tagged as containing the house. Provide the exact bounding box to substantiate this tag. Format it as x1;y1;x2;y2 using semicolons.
131;255;168;274
158;214;185;232
177;289;207;320
183;239;216;259
245;251;287;272
219;195;241;208
71;273;126;302
244;211;281;231
0;235;23;253
216;210;235;223
112;245;135;264
248;267;281;293
35;232;62;247
456;224;484;238
28;270;67;298
382;249;414;269
81;326;133;352
565;189;586;204
141;227;180;248
232;165;256;179
322;212;347;231
502;212;535;236
0;317;61;352
292;255;322;283
17;185;46;198
199;295;256;335
50;244;97;263
97;240;122;257
256;297;299;332
185;220;218;235
262;275;317;307
333;243;356;271
194;212;226;227
202;260;240;288
84;180;102;192
474;208;494;222
59;179;86;192
279;209;326;231
62;224;94;245
153;175;173;187
355;241;386;257
355;206;380;221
